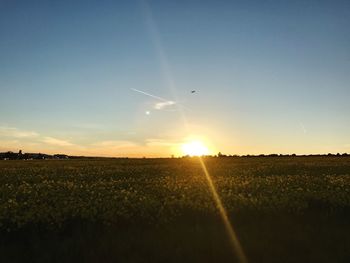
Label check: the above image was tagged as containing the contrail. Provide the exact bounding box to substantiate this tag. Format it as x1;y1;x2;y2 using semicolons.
131;88;190;111
131;88;168;102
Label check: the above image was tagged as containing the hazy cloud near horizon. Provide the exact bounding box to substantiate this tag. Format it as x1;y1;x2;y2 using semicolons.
0;125;184;156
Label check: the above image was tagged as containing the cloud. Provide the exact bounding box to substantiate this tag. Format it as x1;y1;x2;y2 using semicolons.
42;137;73;147
130;88;181;111
0;126;39;138
154;100;176;110
0;140;20;149
0;124;181;157
71;123;105;130
84;138;180;157
80;140;142;157
92;140;138;149
145;138;179;147
92;139;179;149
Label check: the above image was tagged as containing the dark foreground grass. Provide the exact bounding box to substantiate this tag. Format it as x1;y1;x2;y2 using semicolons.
1;212;349;263
0;157;349;262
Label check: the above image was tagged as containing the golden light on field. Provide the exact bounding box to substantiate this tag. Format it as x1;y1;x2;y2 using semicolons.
181;140;210;156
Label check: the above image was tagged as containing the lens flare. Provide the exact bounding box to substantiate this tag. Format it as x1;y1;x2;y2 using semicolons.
142;2;247;261
198;157;248;263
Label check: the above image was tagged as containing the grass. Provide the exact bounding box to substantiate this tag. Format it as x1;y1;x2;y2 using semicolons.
0;156;349;262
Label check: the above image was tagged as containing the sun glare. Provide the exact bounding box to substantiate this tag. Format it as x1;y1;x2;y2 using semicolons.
181;141;209;156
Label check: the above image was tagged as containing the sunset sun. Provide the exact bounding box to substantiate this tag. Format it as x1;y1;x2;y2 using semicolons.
181;141;210;156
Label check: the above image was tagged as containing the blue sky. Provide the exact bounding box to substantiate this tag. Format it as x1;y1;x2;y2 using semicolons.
0;0;349;156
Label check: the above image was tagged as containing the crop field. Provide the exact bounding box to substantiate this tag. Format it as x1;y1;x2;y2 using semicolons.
0;157;349;263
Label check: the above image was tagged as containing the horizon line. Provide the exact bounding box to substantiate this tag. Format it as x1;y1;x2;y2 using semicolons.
1;150;349;159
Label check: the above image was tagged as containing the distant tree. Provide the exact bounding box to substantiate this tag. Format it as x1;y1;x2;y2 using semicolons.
217;152;227;157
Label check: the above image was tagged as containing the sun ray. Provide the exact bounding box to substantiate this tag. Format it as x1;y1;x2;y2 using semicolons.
198;157;248;263
141;0;189;130
142;2;247;261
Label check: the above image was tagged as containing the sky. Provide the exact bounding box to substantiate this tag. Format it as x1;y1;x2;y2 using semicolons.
0;0;349;157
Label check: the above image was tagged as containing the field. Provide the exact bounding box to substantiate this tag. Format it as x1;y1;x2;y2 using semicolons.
0;157;349;262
